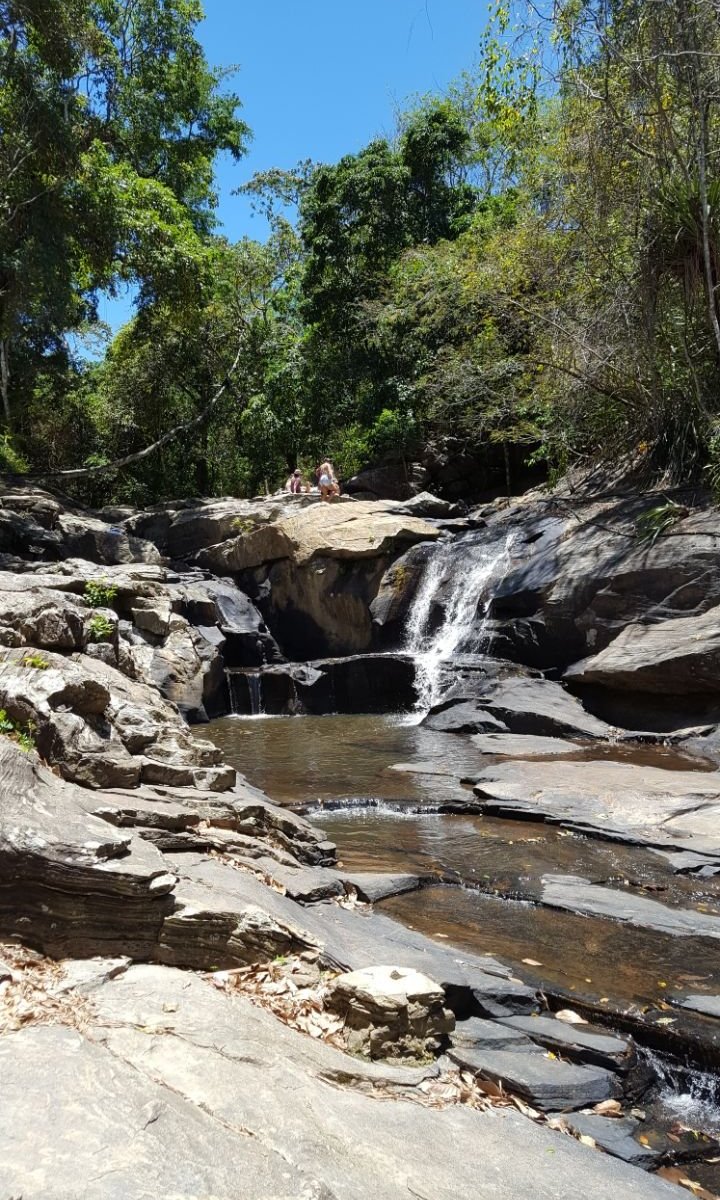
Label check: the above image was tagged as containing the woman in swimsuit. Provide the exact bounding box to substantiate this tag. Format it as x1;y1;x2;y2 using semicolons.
316;460;339;500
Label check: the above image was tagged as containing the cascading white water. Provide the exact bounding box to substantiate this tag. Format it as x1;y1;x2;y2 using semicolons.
405;531;516;712
641;1049;720;1134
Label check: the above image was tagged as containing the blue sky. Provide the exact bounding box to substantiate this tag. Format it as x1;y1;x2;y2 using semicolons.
96;0;487;332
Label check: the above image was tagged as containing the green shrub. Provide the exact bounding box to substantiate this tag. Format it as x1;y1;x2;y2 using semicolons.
635;500;688;545
231;517;256;535
87;613;115;641
21;652;50;669
84;580;118;608
0;708;36;752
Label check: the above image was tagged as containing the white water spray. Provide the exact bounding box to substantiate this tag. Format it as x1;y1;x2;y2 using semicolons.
405;532;517;712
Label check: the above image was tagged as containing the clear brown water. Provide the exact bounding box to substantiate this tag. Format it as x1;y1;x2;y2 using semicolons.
201;714;720;1017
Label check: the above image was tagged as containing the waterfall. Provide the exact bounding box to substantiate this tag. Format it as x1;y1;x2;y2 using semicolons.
404;531;516;712
226;670;265;716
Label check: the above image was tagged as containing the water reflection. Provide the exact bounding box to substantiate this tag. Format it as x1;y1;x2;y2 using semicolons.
202;714;720;1017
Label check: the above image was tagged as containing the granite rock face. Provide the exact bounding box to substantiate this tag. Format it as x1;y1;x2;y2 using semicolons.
565;606;720;693
195;500;442;657
482;491;720;671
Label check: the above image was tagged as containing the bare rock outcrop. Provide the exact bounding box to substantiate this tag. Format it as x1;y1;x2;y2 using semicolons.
0;648;233;791
565;606;720;693
194;501;442;657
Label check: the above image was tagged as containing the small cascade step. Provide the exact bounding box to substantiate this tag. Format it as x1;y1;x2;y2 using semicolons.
225;655;416;716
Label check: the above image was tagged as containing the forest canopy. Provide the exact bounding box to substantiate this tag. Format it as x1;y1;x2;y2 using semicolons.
2;0;720;503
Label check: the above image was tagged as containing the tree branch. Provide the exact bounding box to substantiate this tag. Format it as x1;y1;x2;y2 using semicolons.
33;337;246;480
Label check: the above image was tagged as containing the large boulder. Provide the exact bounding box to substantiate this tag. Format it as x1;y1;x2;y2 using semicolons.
0;577;89;650
198;501;441;573
126;494;318;559
483;491;720;670
196;502;442;658
343;463;432;500
57;511;161;565
422;660;612;739
565;607;720;693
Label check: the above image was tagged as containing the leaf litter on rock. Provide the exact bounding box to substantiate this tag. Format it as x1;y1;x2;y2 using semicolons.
0;941;94;1034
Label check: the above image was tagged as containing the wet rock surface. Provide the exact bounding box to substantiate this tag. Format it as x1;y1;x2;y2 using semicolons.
541;875;720;939
472;757;720;856
422;662;613;739
555;1111;661;1167
448;1039;619;1111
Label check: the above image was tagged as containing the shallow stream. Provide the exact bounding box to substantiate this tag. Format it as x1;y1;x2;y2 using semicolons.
205;714;720;1017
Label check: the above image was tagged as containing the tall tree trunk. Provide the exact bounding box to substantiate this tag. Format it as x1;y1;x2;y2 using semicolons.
0;340;10;425
696;100;720;360
680;0;720;359
503;441;511;495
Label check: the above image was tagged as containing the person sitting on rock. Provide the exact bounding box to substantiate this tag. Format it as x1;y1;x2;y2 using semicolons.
316;460;339;500
286;468;304;494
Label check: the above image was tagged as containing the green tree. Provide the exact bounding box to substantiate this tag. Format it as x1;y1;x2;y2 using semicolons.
0;0;247;431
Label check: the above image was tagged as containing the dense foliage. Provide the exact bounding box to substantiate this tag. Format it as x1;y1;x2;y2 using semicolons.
4;0;720;500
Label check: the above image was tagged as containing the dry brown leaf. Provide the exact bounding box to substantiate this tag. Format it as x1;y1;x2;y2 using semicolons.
475;1077;505;1099
656;1167;716;1200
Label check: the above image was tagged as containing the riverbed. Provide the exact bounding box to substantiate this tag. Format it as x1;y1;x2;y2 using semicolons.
204;713;720;1016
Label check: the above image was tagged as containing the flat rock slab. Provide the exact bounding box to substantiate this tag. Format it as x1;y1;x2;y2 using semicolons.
555;1112;660;1168
500;1015;632;1071
542;875;720;940
672;993;720;1018
0;1025;320;1200
0;962;679;1200
424;704;510;734
654;849;720;877
470;733;587;759
473;757;720;855
341;871;421;903
451;1017;529;1050
448;1042;617;1111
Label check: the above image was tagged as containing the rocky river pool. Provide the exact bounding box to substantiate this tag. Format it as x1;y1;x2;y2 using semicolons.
204;712;720;1146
